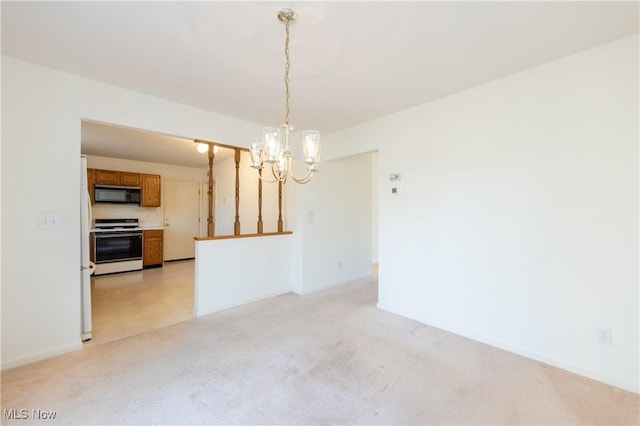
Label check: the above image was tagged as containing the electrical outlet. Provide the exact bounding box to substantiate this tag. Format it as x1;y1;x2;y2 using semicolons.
597;328;612;346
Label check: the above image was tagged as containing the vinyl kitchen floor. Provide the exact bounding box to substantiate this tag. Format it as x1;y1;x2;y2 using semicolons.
85;259;195;346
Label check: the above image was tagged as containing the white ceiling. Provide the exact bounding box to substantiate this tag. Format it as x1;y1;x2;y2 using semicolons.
2;1;638;167
80;121;234;168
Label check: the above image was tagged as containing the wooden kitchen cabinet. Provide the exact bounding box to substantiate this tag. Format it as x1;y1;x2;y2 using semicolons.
87;168;96;204
93;169;141;186
89;232;95;262
143;229;163;268
119;172;141;186
141;174;161;207
94;169;120;185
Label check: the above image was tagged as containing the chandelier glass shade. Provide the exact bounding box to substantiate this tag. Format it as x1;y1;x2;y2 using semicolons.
249;8;320;184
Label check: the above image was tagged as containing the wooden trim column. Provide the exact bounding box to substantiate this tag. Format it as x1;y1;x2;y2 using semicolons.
207;145;215;237
257;169;264;234
234;148;241;236
278;181;283;233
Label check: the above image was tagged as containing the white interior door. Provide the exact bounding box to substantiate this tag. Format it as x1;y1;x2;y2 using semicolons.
164;180;201;261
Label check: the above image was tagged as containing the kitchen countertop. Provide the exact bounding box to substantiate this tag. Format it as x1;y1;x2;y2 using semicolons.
141;222;163;230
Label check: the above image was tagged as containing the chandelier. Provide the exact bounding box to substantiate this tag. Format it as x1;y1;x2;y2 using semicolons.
249;8;320;184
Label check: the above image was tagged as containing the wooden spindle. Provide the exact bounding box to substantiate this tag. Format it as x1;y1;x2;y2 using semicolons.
207;144;215;237
234;148;241;235
278;181;283;232
257;169;264;234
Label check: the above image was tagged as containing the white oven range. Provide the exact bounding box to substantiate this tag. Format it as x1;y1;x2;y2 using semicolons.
93;218;143;275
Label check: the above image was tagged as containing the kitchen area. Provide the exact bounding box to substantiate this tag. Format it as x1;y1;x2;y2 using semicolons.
79;121;284;348
81;151;204;346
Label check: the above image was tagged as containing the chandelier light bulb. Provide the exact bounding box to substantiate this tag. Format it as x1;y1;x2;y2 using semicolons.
249;137;263;169
302;130;320;165
263;127;282;163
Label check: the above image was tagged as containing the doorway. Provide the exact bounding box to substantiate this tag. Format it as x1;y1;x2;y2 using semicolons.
81;120;206;345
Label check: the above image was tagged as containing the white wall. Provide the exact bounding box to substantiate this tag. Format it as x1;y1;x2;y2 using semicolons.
194;234;293;316
1;56;263;369
322;35;639;392
87;155;205;228
293;153;374;295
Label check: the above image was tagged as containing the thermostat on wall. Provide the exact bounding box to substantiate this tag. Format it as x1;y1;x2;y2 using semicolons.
391;187;400;196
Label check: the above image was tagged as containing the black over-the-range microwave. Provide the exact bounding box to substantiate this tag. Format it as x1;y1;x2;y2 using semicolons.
94;185;141;204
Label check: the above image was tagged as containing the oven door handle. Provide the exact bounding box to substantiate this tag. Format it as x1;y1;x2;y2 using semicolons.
95;233;143;238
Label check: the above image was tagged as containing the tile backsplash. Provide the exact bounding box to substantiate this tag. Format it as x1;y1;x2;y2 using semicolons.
91;204;162;228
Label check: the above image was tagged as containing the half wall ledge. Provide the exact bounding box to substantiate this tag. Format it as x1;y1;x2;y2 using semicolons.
194;231;293;241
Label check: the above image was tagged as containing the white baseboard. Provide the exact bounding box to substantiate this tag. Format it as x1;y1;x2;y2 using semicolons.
1;341;83;371
195;287;292;318
294;273;375;296
376;302;639;394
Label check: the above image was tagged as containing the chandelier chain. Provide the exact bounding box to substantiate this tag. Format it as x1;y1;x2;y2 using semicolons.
284;20;291;128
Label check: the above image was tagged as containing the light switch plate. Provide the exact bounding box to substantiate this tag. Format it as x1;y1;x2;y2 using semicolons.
39;214;61;229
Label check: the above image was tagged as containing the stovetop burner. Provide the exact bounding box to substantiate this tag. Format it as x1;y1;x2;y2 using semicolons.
93;218;142;232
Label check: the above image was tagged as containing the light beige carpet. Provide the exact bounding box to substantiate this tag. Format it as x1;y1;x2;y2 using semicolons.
1;278;638;425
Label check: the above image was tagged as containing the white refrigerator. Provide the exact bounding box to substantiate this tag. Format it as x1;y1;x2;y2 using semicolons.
80;156;95;341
